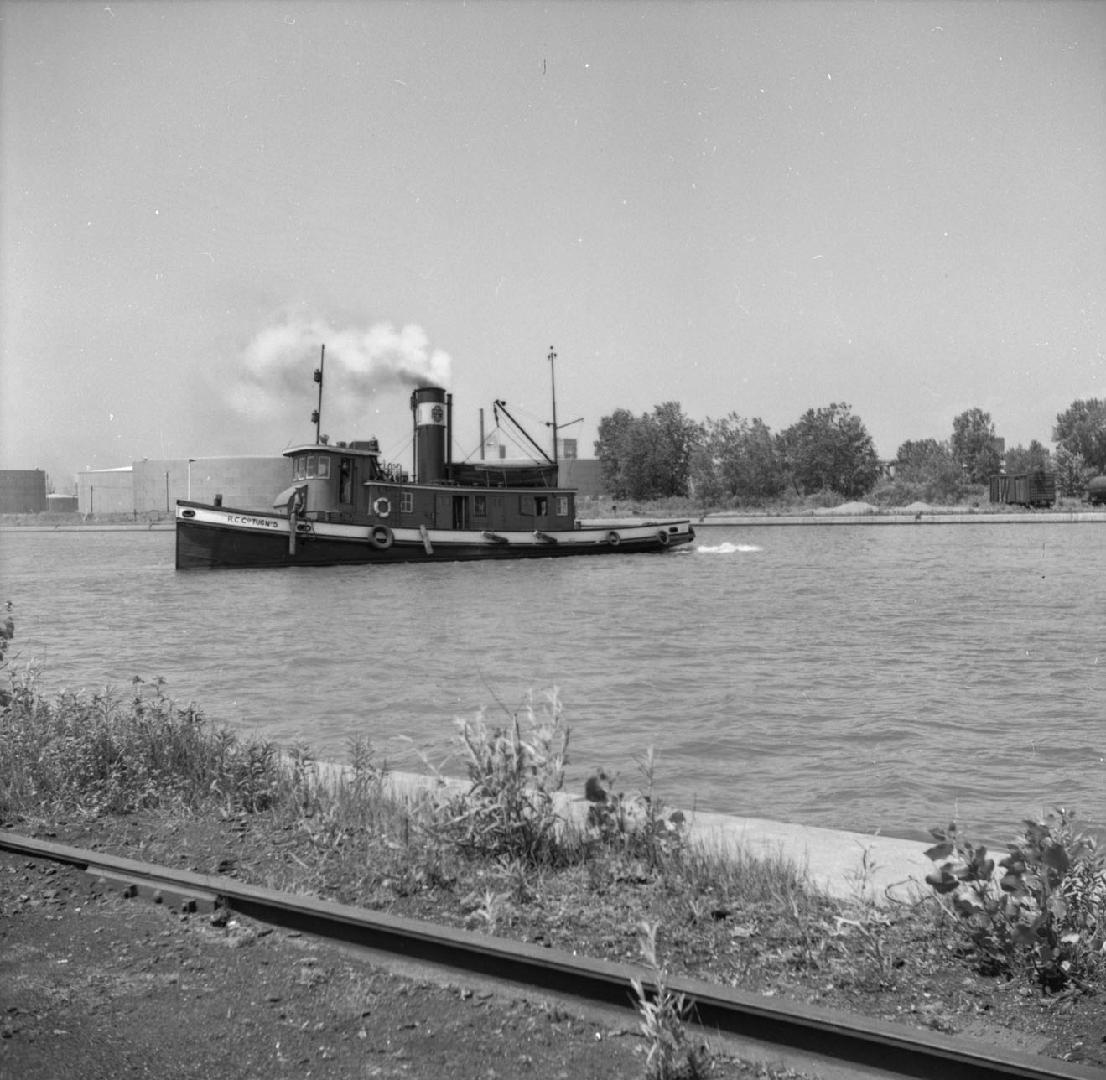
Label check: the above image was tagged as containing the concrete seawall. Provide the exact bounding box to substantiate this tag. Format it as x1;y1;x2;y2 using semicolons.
307;763;937;906
695;511;1106;527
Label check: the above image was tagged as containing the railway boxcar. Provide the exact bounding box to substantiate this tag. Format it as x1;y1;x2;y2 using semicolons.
989;472;1056;508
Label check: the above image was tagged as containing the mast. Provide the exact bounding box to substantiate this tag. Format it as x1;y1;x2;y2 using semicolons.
548;346;559;466
543;346;583;469
311;344;326;444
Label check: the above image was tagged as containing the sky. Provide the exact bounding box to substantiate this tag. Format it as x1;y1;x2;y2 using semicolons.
2;0;1104;488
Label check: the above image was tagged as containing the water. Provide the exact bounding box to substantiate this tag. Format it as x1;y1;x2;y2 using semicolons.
2;523;1103;846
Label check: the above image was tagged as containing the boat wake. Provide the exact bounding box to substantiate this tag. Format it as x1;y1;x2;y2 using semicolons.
696;542;761;554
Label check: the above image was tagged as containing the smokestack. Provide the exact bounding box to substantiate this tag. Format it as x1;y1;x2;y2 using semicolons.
411;386;447;483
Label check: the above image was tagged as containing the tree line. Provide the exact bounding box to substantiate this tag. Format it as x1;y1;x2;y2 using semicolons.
594;398;1106;505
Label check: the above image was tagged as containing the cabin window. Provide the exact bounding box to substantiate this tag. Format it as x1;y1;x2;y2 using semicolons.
339;458;353;503
534;496;548;516
293;457;305;480
400;490;414;513
474;495;487;518
557;496;569;517
317;457;331;479
306;455;317;477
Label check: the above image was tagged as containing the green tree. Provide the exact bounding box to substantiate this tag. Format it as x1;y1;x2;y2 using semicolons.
1004;440;1051;476
951;408;1001;483
620;417;667;500
1054;444;1091;496
896;438;951;479
1053;399;1106;474
594;403;699;500
698;414;786;502
894;438;965;502
595;408;636;498
649;402;700;497
779;403;880;498
688;441;725;507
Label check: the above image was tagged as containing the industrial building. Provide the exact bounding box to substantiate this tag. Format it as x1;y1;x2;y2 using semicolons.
77;466;136;515
77;457;290;515
3;453;603;518
89;454;603;515
0;470;48;513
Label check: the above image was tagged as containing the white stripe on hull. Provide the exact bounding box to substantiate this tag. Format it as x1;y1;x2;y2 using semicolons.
175;502;694;568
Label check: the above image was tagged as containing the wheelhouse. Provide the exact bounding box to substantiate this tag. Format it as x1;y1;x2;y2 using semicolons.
278;439;577;532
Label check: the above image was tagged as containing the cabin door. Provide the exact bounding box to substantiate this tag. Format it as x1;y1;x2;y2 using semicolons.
433;492;469;530
486;495;506;530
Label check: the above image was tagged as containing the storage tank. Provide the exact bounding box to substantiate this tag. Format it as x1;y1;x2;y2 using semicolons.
1087;475;1106;506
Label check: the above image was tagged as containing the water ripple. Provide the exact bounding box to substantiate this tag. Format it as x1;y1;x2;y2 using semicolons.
2;523;1103;842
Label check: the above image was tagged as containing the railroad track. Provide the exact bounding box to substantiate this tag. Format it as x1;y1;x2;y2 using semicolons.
2;831;1101;1080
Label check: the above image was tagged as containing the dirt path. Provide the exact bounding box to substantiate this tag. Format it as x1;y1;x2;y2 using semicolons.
2;850;792;1080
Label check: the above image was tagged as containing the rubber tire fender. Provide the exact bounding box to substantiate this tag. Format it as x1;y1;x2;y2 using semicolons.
369;525;393;550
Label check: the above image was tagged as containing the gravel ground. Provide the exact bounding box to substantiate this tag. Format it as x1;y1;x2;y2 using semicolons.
0;849;805;1080
4;810;1104;1079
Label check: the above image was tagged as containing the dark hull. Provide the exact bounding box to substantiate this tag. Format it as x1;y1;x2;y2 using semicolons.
175;504;695;570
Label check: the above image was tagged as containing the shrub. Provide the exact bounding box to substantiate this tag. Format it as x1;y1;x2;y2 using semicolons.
925;810;1106;990
439;688;570;865
584;749;686;871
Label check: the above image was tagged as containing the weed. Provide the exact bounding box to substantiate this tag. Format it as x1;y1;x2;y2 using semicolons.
631;921;708;1080
585;748;686;871
0;601;12;707
925;810;1106;989
442;688;570;865
462;886;514;933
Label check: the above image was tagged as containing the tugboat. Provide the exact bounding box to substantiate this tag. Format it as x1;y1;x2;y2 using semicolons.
175;349;695;569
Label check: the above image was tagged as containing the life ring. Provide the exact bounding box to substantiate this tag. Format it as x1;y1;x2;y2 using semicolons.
369;525;393;550
606;530;621;546
657;529;670;546
372;497;391;518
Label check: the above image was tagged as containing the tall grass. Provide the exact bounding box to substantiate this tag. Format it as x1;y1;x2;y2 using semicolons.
0;670;282;818
440;687;570;865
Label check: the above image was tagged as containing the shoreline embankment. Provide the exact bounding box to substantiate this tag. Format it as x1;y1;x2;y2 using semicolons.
694;509;1106;527
3;509;1105;533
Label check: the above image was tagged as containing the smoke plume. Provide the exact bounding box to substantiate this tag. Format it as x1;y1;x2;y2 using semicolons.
229;315;452;424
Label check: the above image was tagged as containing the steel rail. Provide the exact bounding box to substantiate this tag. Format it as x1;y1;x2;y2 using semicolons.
2;831;1101;1080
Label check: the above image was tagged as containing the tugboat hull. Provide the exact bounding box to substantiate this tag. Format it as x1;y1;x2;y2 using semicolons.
175;503;695;570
